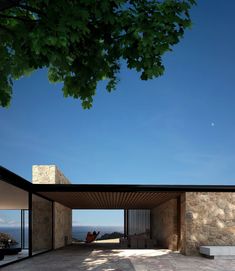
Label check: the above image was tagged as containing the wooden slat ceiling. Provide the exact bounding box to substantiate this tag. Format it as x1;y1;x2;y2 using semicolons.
38;191;182;209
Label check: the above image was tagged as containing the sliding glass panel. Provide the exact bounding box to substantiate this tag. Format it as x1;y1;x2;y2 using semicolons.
32;194;52;255
0;180;29;266
21;210;29;249
128;209;150;236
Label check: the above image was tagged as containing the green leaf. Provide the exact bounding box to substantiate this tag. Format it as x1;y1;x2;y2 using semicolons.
0;0;196;109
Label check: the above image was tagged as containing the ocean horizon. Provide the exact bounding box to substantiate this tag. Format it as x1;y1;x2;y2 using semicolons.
0;225;124;244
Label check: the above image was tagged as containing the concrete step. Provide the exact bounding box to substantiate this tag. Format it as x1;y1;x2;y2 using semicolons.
200;246;235;259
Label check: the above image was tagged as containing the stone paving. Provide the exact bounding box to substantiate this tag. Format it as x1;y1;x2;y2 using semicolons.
2;244;235;271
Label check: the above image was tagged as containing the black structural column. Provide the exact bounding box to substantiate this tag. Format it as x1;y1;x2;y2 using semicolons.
28;192;32;257
124;210;127;237
124;209;129;237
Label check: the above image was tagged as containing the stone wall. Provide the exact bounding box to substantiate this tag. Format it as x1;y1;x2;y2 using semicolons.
54;202;72;249
32;195;52;252
183;192;235;255
32;165;70;184
151;198;178;250
179;193;186;254
32;165;72;249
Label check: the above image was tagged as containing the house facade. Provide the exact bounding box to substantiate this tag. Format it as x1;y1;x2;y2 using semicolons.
0;165;235;267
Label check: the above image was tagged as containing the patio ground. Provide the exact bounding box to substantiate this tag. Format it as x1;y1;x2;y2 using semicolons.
2;243;235;271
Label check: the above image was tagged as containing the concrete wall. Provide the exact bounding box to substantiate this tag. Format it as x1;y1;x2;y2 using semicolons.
32;165;72;249
182;192;235;255
151;198;178;250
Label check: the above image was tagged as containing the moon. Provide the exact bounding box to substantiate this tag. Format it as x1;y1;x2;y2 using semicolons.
211;122;215;127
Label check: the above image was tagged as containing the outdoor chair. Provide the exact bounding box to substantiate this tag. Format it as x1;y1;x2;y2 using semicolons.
85;231;100;243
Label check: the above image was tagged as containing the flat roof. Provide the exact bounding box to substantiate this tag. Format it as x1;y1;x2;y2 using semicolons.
1;166;235;209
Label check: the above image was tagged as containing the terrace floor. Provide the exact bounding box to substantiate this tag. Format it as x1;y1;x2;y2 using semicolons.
2;243;235;271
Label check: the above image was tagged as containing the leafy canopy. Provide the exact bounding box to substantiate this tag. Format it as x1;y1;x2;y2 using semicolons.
0;0;195;109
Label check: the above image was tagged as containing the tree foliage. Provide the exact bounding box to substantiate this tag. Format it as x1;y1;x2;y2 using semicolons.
0;0;195;108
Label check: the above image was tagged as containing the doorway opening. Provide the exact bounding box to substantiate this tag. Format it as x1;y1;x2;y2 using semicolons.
72;210;124;247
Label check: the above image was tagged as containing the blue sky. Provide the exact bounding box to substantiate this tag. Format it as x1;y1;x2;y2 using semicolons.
73;210;124;227
1;1;235;226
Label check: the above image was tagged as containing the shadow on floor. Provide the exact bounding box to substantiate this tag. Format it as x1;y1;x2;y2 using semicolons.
2;243;233;271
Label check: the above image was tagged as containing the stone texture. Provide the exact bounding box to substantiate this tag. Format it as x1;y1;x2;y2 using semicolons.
32;165;70;184
179;193;186;254
183;192;235;255
32;195;53;252
152;198;178;250
54;202;72;249
32;165;72;249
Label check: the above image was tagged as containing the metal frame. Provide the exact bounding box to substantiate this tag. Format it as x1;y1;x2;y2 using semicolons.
28;192;32;257
20;209;28;250
20;210;24;250
33;183;235;193
2;166;235;194
124;210;127;237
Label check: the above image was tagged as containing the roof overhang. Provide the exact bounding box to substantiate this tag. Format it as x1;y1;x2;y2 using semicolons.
1;166;235;209
36;190;181;209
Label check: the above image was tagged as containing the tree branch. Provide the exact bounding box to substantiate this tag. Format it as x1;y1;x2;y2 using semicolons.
0;1;44;16
0;14;38;22
18;4;45;16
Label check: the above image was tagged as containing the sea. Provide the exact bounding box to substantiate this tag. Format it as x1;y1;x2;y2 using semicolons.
72;226;123;241
0;226;124;245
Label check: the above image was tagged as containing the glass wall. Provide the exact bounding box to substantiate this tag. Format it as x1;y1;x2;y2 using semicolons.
0;180;29;266
127;209;150;236
32;194;53;254
21;210;29;249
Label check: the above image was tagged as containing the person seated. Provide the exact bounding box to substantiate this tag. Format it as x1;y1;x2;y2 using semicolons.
85;231;100;243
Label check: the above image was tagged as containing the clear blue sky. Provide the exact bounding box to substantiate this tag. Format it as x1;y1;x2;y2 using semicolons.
1;1;235;226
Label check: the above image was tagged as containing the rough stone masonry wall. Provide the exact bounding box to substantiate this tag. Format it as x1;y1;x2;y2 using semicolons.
152;198;178;250
179;193;186;254
32;198;52;252
32;165;70;184
183;192;235;255
32;165;72;249
54;202;72;249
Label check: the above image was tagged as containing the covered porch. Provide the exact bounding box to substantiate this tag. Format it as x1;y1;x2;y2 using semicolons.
36;185;182;250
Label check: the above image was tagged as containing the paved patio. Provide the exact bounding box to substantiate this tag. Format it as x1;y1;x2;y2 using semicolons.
2;244;235;271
